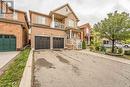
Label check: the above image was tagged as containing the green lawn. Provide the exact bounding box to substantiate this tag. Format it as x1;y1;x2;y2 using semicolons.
122;55;130;60
0;47;30;87
89;47;130;60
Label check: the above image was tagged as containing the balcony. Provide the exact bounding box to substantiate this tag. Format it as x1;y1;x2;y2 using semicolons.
54;22;64;29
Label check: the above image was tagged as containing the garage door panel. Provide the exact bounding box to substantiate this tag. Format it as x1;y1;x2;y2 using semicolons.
53;37;64;48
0;35;3;50
60;38;64;48
0;35;16;51
46;38;50;49
35;36;50;49
3;36;10;51
10;36;16;51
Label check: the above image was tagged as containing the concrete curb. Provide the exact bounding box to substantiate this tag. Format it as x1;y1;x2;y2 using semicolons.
19;50;33;87
79;50;130;65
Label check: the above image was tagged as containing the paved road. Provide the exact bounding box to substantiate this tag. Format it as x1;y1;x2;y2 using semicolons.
33;50;130;87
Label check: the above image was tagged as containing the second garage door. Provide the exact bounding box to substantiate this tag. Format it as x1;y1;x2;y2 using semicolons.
0;35;16;51
35;36;50;49
53;37;64;48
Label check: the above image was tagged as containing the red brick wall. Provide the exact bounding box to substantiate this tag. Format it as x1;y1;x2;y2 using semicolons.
31;13;51;26
0;22;24;50
31;27;66;49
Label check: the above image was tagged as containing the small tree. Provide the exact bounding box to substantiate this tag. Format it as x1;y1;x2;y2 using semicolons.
82;40;86;49
93;11;130;53
91;30;102;47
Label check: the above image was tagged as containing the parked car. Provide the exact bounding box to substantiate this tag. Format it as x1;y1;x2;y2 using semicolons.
115;43;123;48
124;44;130;48
103;43;123;48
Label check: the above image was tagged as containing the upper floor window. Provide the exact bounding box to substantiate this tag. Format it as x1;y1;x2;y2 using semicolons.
68;19;75;28
0;9;5;18
13;12;18;20
36;16;45;25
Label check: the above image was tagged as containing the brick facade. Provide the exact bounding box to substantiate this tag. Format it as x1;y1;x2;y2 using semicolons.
31;26;66;49
0;2;29;51
30;4;81;49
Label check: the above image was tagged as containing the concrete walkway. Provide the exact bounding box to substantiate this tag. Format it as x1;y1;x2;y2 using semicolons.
0;51;20;69
79;50;130;65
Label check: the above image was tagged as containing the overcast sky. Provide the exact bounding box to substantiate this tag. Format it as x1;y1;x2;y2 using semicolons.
15;0;130;26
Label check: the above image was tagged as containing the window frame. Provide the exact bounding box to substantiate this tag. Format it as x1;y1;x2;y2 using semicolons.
0;9;5;18
36;15;46;25
68;19;75;28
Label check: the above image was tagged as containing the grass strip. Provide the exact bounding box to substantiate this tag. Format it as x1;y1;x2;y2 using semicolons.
122;55;130;60
0;47;31;87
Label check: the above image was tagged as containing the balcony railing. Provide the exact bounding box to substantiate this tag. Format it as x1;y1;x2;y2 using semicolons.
54;22;64;29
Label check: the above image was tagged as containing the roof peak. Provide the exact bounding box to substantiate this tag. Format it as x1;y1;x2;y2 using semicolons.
50;3;79;20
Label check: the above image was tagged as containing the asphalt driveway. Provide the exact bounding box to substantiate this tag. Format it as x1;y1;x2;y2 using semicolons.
33;50;130;87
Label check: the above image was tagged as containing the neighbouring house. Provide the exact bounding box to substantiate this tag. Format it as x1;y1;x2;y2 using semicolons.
0;2;29;51
30;4;82;50
80;23;91;45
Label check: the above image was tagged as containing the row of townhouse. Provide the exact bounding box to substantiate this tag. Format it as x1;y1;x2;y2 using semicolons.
0;3;91;51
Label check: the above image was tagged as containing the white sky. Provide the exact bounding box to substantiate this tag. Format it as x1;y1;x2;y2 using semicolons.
14;0;130;26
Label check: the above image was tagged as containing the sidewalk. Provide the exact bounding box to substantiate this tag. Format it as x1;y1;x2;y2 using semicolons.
79;50;130;65
0;52;20;72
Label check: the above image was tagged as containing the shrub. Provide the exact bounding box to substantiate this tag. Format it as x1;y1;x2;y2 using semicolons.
89;46;95;51
118;48;123;54
95;46;100;51
124;50;130;55
108;47;118;54
90;40;94;45
105;47;111;53
82;40;86;49
100;46;106;52
113;47;119;54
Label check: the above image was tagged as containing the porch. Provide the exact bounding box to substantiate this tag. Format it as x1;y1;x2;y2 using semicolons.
66;28;82;49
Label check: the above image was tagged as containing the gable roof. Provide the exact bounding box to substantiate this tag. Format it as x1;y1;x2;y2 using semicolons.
9;7;29;28
29;10;50;17
9;7;26;13
50;3;79;21
80;23;91;29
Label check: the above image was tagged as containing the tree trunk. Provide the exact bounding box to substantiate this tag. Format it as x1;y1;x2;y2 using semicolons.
112;39;115;53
